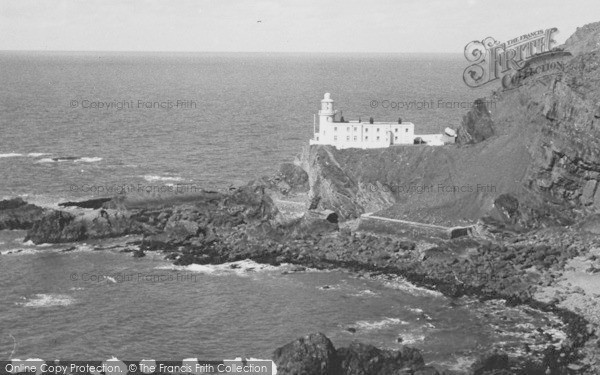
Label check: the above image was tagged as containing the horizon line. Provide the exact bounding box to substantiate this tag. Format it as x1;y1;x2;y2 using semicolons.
0;49;464;55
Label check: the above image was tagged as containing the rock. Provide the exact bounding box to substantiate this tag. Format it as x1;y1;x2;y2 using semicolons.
337;342;428;375
471;350;510;375
25;209;143;244
272;332;340;375
132;249;145;258
278;163;309;192
58;197;113;209
24;210;82;243
456;99;495;144
0;197;46;230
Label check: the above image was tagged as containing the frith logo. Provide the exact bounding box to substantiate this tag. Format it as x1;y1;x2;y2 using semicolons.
463;28;559;88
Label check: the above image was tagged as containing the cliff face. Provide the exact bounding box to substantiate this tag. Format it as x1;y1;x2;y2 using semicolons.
301;21;600;228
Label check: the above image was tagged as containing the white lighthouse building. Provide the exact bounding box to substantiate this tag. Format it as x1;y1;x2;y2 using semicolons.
310;93;455;149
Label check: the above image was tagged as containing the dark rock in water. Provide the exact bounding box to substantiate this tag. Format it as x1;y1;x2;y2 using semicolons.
396;336;403;343
456;99;495;145
0;197;46;230
132;249;145;258
272;332;340;375
25;209;143;244
59;197;113;209
52;156;79;161
471;350;510;375
346;327;356;333
24;210;82;243
0;197;28;210
337;342;429;375
61;246;76;252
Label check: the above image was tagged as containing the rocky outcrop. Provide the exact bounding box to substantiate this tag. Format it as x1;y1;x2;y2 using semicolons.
563;21;600;56
58;197;113;209
24;209;143;244
272;333;439;375
456;99;495;145
0;197;46;230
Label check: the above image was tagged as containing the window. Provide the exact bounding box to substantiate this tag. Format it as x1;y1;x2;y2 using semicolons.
405;128;408;132
334;136;337;141
365;136;368;140
395;136;398;140
334;127;337;131
376;136;380;141
346;136;350;141
395;128;398;133
353;136;357;141
347;127;350;132
316;136;319;141
377;128;380;132
354;127;357;131
365;128;368;132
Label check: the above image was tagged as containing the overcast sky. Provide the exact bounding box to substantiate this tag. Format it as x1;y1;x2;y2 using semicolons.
0;0;598;53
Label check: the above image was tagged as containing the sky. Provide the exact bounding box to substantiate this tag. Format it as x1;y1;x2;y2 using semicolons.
0;0;598;53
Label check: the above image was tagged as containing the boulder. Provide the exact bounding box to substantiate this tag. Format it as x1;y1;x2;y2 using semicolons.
456;99;495;144
279;163;309;192
337;342;428;375
471;350;510;375
272;332;340;375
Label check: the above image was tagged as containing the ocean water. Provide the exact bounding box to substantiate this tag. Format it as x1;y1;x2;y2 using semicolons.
0;52;550;371
0;238;565;371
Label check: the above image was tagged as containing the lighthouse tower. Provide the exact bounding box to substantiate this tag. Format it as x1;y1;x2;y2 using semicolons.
319;93;336;126
316;93;338;143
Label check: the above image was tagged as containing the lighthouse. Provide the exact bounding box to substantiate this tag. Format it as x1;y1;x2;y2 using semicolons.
309;93;452;149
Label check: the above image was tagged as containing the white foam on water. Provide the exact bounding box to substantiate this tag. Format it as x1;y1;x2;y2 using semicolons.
27;153;50;157
353;317;409;331
36;158;55;163
1;248;39;255
350;289;379;297
397;332;426;345
156;260;280;277
143;175;184;182
408;307;424;314
374;275;443;297
21;293;74;308
75;157;103;163
0;153;23;158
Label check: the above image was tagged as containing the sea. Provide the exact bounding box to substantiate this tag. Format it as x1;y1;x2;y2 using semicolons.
0;52;556;372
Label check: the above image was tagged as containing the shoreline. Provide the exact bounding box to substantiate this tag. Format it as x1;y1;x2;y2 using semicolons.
1;205;596;374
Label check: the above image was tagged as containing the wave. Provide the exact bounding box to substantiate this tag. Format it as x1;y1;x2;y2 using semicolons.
349;289;379;297
21;293;74;308
35;156;102;163
75;157;103;163
352;317;409;331
27;153;50;157
0;153;23;158
397;332;426;344
143;175;185;182
371;274;443;297
156;260;280;277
